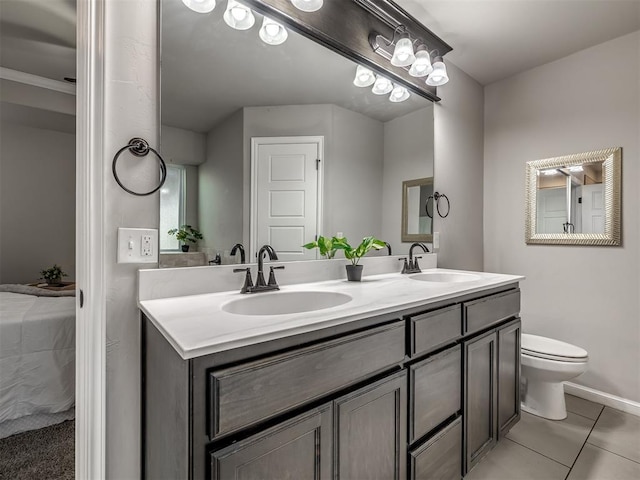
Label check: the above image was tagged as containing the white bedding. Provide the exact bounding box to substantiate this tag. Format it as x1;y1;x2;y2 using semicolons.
0;290;75;434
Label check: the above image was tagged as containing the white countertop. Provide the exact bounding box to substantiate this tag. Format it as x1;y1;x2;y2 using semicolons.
139;268;524;360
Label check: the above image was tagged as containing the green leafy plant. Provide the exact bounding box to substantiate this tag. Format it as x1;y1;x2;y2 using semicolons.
302;235;338;259
167;225;203;244
332;236;386;266
40;264;68;283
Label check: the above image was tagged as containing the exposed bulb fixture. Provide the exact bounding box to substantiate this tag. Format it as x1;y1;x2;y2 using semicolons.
391;36;416;67
259;17;288;45
223;0;255;30
425;56;449;86
389;84;410;102
371;76;393;95
291;0;323;12
181;0;216;13
408;47;433;77
353;65;376;87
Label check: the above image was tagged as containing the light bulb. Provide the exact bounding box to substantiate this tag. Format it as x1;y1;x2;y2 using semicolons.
353;65;376;87
426;57;449;86
372;76;393;95
223;0;255;30
291;0;323;12
389;84;410;102
391;37;415;67
181;0;216;13
409;48;433;77
259;17;288;45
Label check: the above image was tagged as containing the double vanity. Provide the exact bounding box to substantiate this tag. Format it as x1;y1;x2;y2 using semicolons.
139;259;523;479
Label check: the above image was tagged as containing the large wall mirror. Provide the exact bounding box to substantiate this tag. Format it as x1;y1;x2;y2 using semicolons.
525;147;621;246
159;0;434;266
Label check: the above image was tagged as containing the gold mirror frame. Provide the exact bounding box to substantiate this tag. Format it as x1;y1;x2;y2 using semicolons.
402;177;433;243
525;147;621;245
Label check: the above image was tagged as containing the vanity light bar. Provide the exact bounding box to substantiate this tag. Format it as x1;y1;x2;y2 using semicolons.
354;66;410;102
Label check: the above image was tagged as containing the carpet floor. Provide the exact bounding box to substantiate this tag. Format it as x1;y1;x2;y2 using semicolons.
0;420;74;480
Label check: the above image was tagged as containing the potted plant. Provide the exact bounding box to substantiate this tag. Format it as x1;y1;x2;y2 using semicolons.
333;236;386;281
168;225;203;252
40;264;68;286
302;235;338;259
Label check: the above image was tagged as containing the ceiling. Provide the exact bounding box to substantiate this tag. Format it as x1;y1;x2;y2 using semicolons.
1;0;638;128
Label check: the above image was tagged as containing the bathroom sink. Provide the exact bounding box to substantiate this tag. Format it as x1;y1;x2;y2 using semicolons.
410;271;482;283
222;291;353;316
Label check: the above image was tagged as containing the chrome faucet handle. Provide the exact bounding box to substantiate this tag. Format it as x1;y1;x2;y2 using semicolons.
267;265;285;287
233;267;253;294
398;257;409;274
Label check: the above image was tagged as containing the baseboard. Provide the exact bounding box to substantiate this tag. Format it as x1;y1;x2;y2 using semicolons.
564;382;640;417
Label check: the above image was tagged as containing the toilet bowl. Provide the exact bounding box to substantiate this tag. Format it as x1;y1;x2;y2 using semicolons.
521;334;588;420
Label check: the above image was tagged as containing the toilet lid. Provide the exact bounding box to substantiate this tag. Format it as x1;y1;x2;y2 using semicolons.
522;334;588;361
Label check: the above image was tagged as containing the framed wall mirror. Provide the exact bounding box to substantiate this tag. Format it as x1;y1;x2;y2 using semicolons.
525;147;621;245
401;177;433;242
159;0;435;266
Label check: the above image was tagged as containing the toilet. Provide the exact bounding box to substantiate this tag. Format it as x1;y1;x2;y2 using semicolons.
521;334;588;420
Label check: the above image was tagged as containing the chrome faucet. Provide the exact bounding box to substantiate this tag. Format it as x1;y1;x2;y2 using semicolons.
230;243;245;264
399;242;429;274
233;244;284;293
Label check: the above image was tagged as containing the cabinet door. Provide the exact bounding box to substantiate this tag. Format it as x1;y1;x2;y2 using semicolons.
498;318;521;438
335;371;407;480
463;331;497;475
210;404;332;480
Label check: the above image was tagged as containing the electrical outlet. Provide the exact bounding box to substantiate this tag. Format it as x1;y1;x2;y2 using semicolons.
117;228;158;263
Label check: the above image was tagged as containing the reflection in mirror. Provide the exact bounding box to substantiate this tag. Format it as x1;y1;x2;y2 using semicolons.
159;0;434;266
402;178;433;242
525;148;621;246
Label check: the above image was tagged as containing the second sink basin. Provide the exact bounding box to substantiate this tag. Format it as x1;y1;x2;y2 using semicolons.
411;271;482;283
222;291;353;316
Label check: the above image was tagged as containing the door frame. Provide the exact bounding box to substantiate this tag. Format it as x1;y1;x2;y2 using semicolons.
249;136;324;260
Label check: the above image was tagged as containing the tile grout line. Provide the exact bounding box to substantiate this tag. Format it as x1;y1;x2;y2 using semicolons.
503;437;572;470
563;406;605;480
584;441;640;466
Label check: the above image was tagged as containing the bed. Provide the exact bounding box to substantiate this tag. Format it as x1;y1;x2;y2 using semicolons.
0;284;76;438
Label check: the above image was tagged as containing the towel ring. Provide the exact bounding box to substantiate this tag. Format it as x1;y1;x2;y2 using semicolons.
112;137;167;196
425;192;450;219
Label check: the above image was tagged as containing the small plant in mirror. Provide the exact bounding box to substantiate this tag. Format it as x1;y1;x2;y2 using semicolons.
40;264;68;285
168;225;203;252
302;235;338;259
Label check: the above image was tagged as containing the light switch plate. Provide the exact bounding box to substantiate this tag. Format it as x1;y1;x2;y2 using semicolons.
117;228;158;263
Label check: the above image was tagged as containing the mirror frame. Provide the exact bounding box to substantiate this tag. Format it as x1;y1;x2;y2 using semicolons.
402;177;433;243
525;147;621;246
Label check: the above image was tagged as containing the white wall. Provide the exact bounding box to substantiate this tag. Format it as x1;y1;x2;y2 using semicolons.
484;31;640;402
102;1;159;477
160;125;206;165
0;122;75;283
433;62;485;271
381;106;434;252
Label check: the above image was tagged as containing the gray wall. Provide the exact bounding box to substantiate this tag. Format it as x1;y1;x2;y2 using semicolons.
381;106;434;252
484;31;640;402
0;122;75;284
433;62;485;271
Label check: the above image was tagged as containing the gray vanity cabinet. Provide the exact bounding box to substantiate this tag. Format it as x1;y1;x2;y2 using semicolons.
335;371;407;480
463;317;521;475
210;404;332;480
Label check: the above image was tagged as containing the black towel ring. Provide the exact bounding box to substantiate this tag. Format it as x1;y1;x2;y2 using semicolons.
112;137;167;196
425;192;450;219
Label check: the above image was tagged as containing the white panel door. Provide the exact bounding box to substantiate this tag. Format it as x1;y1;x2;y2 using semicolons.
252;138;322;261
581;184;605;234
536;187;567;234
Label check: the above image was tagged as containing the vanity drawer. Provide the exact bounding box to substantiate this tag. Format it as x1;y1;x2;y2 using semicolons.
208;321;405;439
410;417;462;480
409;304;461;357
410;345;461;443
463;289;520;335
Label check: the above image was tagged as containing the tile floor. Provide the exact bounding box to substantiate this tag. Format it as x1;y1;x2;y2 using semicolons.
466;394;640;480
